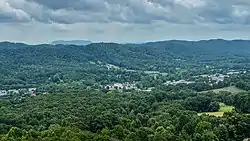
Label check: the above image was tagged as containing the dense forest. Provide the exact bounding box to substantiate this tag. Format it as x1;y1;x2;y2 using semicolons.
1;40;250;141
1;39;250;89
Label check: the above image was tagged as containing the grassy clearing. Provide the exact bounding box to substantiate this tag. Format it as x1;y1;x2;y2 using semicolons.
205;112;225;117
201;86;245;94
219;106;234;112
199;105;234;117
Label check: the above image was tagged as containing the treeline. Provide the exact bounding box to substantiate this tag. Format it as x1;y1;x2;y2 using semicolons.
234;74;250;91
1;88;250;140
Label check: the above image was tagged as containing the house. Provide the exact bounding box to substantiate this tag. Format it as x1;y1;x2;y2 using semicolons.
29;88;37;97
28;88;37;92
0;90;7;96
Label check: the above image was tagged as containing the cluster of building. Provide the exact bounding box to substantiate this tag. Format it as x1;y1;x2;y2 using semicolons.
104;82;137;90
226;69;247;75
0;88;37;97
164;80;195;86
208;74;229;83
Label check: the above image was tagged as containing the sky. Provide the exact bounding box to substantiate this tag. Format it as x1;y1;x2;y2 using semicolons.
1;0;250;44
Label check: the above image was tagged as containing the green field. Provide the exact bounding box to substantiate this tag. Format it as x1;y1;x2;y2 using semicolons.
219;106;234;112
201;86;245;94
199;105;234;117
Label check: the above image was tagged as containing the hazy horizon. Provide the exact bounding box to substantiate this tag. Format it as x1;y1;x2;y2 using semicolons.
2;38;250;45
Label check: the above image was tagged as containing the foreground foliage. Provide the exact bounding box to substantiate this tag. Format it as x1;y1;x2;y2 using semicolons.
1;89;250;141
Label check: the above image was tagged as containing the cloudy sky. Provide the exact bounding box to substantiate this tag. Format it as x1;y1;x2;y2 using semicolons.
1;0;250;44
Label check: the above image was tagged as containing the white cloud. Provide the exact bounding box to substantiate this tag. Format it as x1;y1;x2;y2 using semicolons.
0;0;31;22
174;0;206;8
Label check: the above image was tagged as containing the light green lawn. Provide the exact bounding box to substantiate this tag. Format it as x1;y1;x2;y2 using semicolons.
219;106;234;112
201;86;245;94
205;112;225;117
199;105;234;117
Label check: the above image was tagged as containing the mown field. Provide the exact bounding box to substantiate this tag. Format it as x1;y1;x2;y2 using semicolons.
199;105;234;117
201;86;245;94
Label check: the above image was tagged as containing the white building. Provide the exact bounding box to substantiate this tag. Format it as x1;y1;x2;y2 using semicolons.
105;82;137;90
0;90;7;96
8;89;19;94
209;74;229;83
165;80;195;85
28;88;37;92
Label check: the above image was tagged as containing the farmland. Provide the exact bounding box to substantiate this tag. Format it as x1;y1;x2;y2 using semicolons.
201;86;246;94
199;105;234;117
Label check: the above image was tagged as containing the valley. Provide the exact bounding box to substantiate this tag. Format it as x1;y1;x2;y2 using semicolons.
0;40;250;141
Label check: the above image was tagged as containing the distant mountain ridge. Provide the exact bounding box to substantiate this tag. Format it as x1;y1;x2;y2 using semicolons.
1;39;250;70
51;40;92;46
1;39;250;84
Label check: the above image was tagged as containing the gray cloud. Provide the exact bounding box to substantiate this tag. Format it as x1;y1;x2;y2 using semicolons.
0;0;250;25
2;0;250;45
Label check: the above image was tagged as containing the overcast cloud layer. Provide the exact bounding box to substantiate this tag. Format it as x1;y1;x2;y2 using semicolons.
1;0;250;44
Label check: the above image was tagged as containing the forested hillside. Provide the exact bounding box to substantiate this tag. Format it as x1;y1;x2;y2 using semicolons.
1;40;250;141
1;39;250;87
